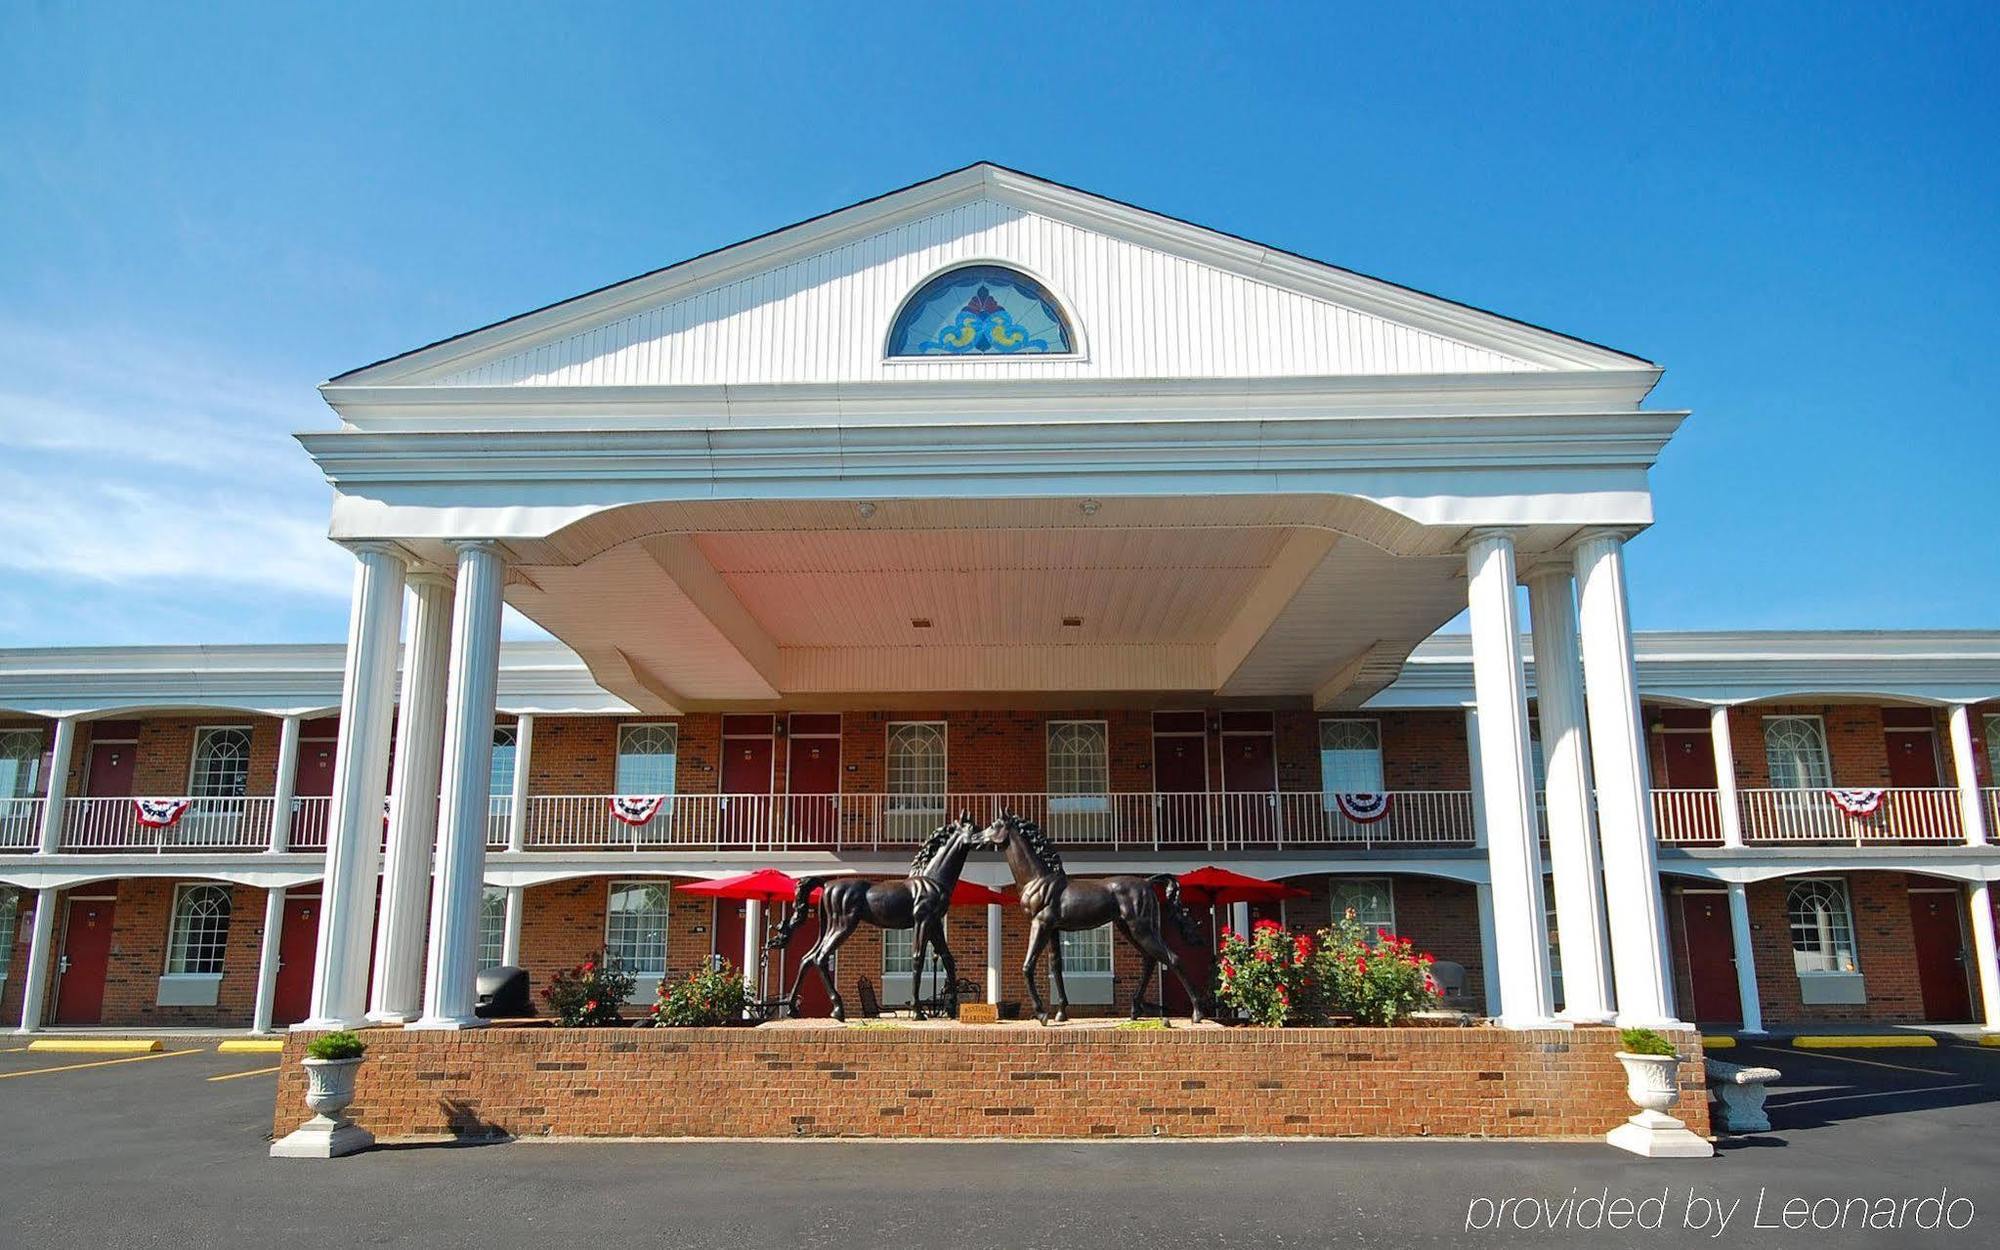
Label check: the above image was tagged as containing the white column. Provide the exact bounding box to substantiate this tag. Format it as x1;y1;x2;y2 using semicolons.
252;887;288;1034
1474;882;1501;1017
1231;900;1251;938
36;717;77;854
501;886;525;967
369;571;453;1024
1526;566;1615;1023
1967;881;2000;1034
1724;882;1764;1034
413;543;506;1030
13;886;58;1032
1948;705;1990;846
1574;530;1680;1028
742;899;763;999
507;714;533;851
1711;705;1745;848
1465;531;1555;1028
300;544;406;1030
267;714;303;853
1465;708;1488;850
985;903;1004;1004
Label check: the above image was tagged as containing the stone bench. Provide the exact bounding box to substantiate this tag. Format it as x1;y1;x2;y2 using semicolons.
1706;1057;1781;1133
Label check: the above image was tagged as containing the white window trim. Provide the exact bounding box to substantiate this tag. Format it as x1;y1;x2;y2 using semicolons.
1046;718;1111;813
614;722;680;794
1786;876;1861;975
186;724;255;796
604;879;673;997
162;881;233;977
881;258;1090;365
886;721;949;813
1327;876;1397;934
1762;714;1833;791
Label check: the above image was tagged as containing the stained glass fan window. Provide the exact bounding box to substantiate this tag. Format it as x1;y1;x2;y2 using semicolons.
887;265;1073;356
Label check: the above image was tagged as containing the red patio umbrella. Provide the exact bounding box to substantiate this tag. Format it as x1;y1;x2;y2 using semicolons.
675;868;804;902
1174;865;1309;908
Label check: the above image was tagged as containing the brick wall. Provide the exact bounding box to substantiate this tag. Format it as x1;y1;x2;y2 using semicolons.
274;1022;1707;1141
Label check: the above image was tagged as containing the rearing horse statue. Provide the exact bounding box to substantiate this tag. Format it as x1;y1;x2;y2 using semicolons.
986;812;1205;1025
768;812;986;1021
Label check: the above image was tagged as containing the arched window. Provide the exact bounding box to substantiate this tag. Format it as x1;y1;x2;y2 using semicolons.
190;727;253;798
1763;716;1831;790
166;883;233;975
886;265;1073;357
1787;878;1858;974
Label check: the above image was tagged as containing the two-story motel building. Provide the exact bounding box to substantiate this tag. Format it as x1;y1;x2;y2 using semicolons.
2;165;1996;1039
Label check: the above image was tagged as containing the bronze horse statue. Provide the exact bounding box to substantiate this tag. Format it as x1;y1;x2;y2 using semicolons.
768;812;987;1021
986;812;1205;1025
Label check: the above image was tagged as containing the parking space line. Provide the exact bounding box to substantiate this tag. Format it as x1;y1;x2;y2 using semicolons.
1771;1048;1953;1078
1771;1083;1982;1110
207;1064;282;1083
0;1048;201;1080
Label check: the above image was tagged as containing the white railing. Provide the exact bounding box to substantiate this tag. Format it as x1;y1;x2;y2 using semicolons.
0;797;44;851
287;796;332;850
1986;788;1999;843
60;796;277;852
1737;786;1964;845
506;791;1478;852
484;795;514;849
1651;788;1726;845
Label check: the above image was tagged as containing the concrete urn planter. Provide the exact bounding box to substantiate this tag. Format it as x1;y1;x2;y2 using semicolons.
270;1056;375;1159
1605;1051;1713;1159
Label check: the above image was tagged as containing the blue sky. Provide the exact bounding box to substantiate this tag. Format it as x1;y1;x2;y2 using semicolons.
2;3;1994;648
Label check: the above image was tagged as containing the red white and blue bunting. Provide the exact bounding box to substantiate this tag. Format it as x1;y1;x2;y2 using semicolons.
1826;788;1886;817
134;798;192;828
1334;792;1392;824
609;794;667;826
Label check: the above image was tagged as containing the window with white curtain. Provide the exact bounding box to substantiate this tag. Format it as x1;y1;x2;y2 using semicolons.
1328;877;1396;934
604;882;672;978
1058;924;1114;974
1764;717;1832;789
189;727;252;798
615;724;678;793
887;722;947;811
165;883;233;975
1319;720;1384;792
0;887;18;980
478;886;508;970
490;725;518;798
1047;721;1109;812
1787;878;1858;974
0;729;41;798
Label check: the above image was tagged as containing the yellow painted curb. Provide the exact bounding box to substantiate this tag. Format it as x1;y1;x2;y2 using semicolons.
217;1039;286;1054
26;1038;163;1054
1793;1035;1938;1050
1977;1034;2000;1048
1700;1036;1735;1050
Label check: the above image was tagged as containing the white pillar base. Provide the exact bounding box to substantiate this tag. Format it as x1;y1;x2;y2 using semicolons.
1606;1110;1713;1159
1558;1007;1618;1025
364;1009;420;1026
404;1015;488;1032
270;1116;375;1159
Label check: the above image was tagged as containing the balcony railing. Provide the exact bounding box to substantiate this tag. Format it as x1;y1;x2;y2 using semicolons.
1737;787;1964;845
0;797;43;852
60;796;277;852
1651;788;1726;846
489;790;1479;853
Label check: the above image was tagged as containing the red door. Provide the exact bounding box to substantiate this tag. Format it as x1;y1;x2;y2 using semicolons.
1885;731;1942;788
270;891;320;1027
291;720;338;848
54;897;117;1025
1660;733;1717;788
86;735;138;796
1907;890;1973;1022
1221;714;1277;845
1152;713;1209;846
785;715;841;848
1161;901;1212;1015
778;907;834;1017
1659;729;1721;840
720;716;774;845
1678;892;1743;1025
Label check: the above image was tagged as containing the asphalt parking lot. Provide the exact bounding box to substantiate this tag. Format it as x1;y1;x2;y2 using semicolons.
1;1037;1996;1248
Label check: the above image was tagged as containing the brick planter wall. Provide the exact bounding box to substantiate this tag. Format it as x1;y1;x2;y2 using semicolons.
272;1024;1707;1142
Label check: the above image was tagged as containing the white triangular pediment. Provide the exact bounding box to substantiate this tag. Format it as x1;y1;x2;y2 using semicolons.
338;165;1648;389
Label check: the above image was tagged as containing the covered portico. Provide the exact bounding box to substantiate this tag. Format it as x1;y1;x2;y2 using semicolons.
294;163;1690;1033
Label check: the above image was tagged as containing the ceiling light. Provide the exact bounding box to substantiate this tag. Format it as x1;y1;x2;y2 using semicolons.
1062;616;1084;628
1079;499;1101;516
910;617;933;629
857;502;877;518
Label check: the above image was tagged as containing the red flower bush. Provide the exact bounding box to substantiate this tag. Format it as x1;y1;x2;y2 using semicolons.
1213;908;1442;1027
542;950;634;1027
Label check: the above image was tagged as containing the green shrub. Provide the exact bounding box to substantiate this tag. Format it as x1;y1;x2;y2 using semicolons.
1619;1027;1677;1056
306;1030;365;1061
542;952;636;1027
651;960;747;1027
1212;912;1442;1027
